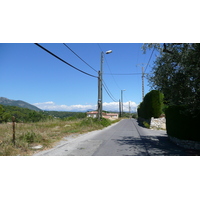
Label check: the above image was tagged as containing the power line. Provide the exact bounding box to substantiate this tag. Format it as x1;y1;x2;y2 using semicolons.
144;47;155;73
35;43;98;78
97;43;103;52
103;80;118;102
104;73;143;75
102;82;118;102
63;43;98;72
104;55;121;90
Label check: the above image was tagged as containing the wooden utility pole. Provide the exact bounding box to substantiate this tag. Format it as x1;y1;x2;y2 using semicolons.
100;52;104;119
142;66;144;100
97;71;101;120
119;99;121;117
137;64;146;100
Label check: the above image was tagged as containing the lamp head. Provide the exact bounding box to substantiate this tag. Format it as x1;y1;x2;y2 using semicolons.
105;50;112;54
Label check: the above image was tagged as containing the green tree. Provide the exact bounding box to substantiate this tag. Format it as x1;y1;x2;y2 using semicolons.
2;112;11;122
0;105;5;123
143;43;200;114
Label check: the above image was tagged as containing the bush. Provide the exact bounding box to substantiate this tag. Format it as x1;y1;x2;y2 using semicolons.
137;90;164;119
65;116;77;121
19;131;43;143
100;118;111;127
143;121;150;129
165;106;200;141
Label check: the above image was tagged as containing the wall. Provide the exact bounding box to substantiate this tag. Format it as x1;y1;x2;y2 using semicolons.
150;117;166;130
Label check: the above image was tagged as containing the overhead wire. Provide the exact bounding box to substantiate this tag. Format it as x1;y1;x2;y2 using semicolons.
104;56;122;90
104;73;143;75
102;81;118;102
35;43;98;78
63;43;98;72
144;47;155;73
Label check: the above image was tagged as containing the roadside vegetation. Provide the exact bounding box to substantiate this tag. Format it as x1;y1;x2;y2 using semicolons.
141;43;200;140
0;116;120;156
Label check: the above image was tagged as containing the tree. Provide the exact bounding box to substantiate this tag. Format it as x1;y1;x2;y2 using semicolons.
143;43;200;114
0;105;5;123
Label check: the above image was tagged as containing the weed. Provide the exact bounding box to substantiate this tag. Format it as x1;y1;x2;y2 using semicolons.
19;131;43;143
143;121;150;129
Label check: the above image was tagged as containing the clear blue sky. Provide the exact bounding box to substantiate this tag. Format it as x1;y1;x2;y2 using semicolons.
0;43;157;112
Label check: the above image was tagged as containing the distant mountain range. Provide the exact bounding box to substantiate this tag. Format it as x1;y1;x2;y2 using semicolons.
0;97;41;111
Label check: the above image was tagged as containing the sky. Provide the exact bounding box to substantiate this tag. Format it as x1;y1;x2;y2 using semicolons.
0;43;158;112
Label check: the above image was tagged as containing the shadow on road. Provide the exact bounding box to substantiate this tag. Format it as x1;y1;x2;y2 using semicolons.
114;135;200;156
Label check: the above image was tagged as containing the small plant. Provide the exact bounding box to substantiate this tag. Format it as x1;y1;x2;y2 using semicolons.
100;118;111;127
143;121;150;129
19;131;42;143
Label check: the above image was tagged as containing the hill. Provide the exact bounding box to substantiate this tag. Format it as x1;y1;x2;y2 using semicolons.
0;97;41;111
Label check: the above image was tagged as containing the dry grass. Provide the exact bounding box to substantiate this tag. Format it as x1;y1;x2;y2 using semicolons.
0;118;120;156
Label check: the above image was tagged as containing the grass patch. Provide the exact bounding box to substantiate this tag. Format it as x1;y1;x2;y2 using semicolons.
0;117;120;156
143;121;150;129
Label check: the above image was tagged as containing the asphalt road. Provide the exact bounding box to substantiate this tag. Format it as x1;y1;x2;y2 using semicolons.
34;119;200;156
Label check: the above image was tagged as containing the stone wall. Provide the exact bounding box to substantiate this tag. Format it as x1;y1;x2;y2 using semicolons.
150;117;166;130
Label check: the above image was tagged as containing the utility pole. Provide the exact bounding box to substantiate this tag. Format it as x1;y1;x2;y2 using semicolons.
119;99;121;117
121;89;125;117
100;52;104;119
97;71;101;120
137;64;146;100
129;101;131;116
142;66;144;100
97;50;112;120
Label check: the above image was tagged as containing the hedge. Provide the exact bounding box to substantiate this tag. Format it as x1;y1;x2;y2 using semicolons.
137;90;164;119
165;105;200;141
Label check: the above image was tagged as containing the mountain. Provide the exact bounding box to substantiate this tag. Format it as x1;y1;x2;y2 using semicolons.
0;97;41;111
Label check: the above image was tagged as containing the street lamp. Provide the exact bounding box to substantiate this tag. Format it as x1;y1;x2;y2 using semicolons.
98;50;112;120
121;89;126;117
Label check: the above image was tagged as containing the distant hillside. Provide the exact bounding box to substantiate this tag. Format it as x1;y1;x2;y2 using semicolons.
0;97;41;111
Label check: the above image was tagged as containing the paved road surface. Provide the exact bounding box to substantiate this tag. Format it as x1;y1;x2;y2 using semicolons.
34;119;200;156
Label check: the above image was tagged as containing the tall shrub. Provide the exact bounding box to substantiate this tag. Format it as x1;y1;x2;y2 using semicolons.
165;105;200;141
137;90;164;119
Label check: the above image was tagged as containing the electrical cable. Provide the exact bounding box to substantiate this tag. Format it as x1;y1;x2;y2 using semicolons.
102;83;118;102
104;73;143;75
144;47;155;73
63;43;98;72
97;43;103;52
104;56;122;90
35;43;98;78
103;81;118;101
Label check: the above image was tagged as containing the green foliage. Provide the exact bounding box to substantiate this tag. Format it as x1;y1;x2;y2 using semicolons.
137;90;164;119
165;105;200;141
45;111;86;119
78;117;112;128
0;104;88;124
64;116;77;121
19;131;43;143
0;104;50;123
99;118;112;127
132;113;138;119
0;105;5;123
143;121;150;129
146;43;200;114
